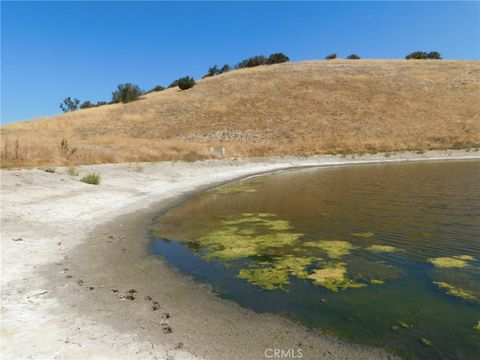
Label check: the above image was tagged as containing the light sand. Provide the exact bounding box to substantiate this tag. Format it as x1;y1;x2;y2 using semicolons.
2;150;478;359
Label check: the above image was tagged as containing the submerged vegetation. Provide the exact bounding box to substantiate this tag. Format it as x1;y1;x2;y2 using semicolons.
433;281;477;302
428;256;472;268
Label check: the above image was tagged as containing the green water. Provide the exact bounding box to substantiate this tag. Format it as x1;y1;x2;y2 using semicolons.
151;160;480;359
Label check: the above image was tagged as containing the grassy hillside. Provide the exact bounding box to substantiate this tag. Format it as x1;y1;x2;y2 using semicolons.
1;60;479;167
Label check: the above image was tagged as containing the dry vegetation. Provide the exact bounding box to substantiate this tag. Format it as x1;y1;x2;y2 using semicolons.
1;60;479;167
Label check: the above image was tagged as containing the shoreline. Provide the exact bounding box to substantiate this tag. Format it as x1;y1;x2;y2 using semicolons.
1;150;479;359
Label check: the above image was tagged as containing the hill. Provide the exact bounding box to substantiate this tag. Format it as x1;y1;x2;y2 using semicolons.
1;60;479;167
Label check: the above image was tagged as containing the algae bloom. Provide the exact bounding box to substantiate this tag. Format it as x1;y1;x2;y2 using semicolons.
433;281;477;302
303;240;357;259
366;245;398;253
351;232;375;238
307;263;366;292
428;256;471;268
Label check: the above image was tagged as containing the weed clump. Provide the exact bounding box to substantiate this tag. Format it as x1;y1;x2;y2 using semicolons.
81;173;101;185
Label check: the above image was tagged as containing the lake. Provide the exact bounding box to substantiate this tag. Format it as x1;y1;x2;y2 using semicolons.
151;160;480;359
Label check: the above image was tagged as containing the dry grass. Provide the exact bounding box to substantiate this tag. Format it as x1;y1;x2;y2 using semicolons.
1;60;479;167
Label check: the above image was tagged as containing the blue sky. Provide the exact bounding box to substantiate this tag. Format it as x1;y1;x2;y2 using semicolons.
1;1;479;124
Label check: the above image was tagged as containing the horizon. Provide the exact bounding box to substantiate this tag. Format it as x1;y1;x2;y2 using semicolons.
2;1;479;125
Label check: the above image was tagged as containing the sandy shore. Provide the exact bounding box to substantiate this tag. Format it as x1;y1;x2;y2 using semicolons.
2;150;479;360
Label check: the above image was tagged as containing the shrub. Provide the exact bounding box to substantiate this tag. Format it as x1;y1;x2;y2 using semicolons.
325;54;337;60
177;76;196;90
427;51;442;59
405;51;428;59
80;100;95;109
347;54;360;60
205;65;220;77
59;97;80;112
266;53;289;65
148;85;165;93
111;83;143;103
235;55;267;69
219;64;231;73
96;101;108;106
168;79;179;88
45;167;56;173
81;173;101;185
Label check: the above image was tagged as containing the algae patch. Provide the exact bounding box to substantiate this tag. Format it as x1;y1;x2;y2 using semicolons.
307;263;366;292
366;245;398;253
303;240;357;259
428;256;471;268
351;232;375;238
433;281;477;302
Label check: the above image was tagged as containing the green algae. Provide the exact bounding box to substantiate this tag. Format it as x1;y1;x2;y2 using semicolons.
351;232;375;238
370;279;385;285
433;281;477;302
453;255;475;261
237;255;316;290
192;214;302;261
307;263;366;292
419;338;432;347
428;256;470;268
238;266;290;290
303;240;357;259
474;321;480;332
366;245;398;253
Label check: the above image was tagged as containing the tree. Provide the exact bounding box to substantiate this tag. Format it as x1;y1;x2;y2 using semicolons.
219;64;231;73
325;54;337;60
427;51;442;59
347;54;360;60
80;100;94;109
266;53;289;65
111;83;143;103
177;76;196;90
406;51;442;60
59;97;80;112
168;79;179;88
205;65;220;77
405;51;428;59
235;55;267;69
96;101;108;106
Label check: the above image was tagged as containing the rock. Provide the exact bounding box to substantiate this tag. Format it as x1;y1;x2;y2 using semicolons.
89;287;95;291
162;326;172;334
13;238;23;242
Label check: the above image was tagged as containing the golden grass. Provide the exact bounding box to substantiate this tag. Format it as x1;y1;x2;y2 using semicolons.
1;60;479;167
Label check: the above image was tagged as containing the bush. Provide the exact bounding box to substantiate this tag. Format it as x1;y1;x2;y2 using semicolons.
347;54;360;60
266;53;289;65
235;55;267;69
96;101;107;106
405;51;428;59
59;97;80;112
45;167;56;173
111;83;143;103
149;85;165;93
427;51;442;60
204;64;231;78
168;79;179;88
325;54;337;60
177;76;196;90
81;173;101;185
80;100;94;109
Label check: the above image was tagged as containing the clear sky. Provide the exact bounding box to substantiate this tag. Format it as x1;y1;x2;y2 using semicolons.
1;1;479;124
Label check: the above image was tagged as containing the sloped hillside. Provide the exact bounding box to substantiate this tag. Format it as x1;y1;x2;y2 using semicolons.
1;60;479;167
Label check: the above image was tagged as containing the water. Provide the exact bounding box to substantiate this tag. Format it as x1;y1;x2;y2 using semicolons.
151;160;480;359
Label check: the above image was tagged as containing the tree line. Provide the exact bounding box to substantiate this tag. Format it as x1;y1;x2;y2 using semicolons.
59;50;442;112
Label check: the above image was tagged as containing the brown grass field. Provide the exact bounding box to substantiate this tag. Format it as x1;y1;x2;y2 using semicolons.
1;60;479;167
